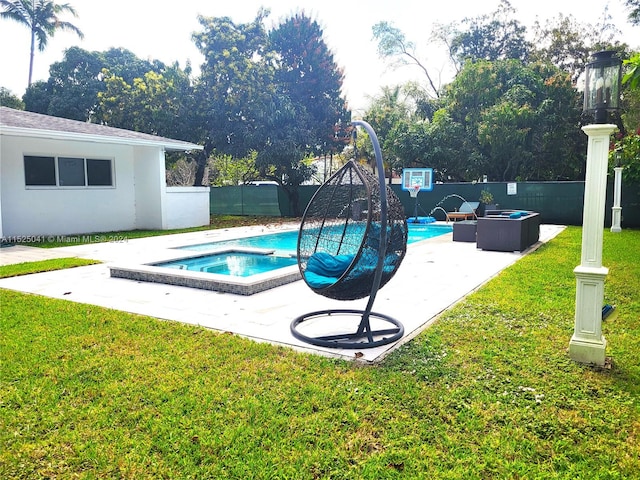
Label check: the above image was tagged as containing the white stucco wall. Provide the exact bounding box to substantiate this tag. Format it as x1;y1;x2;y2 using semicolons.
0;151;3;238
132;146;167;230
1;130;209;237
166;186;211;229
1;135;140;236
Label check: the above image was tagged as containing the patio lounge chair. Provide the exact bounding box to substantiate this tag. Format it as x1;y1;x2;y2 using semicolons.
446;201;479;222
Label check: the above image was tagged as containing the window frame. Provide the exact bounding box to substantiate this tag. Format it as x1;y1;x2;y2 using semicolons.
24;155;115;189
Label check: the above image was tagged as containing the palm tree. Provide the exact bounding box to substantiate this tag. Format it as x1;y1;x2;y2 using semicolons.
0;0;83;86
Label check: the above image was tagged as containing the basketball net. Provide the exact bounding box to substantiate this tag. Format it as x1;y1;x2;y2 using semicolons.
409;185;421;198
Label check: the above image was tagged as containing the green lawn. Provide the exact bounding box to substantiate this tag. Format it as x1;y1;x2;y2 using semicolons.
0;257;100;278
1;227;638;479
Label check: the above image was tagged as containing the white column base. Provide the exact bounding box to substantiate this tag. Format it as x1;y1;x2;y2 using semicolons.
611;206;622;233
570;265;608;366
569;335;607;366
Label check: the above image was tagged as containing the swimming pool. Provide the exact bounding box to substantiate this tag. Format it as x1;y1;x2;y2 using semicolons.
178;223;453;253
109;223;453;295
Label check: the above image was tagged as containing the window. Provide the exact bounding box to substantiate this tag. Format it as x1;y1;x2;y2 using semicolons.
24;156;56;185
59;157;85;186
24;156;114;188
87;159;113;186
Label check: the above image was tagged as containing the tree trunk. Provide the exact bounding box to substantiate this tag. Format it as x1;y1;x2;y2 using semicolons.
28;28;36;86
284;186;301;217
193;150;208;186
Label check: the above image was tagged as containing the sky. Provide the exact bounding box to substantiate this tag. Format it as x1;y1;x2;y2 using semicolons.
0;0;637;114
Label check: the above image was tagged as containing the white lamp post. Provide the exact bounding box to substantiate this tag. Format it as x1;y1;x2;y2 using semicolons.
569;50;622;366
611;152;623;233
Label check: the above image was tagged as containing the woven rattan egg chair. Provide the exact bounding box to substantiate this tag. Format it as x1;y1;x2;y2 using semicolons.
290;120;408;349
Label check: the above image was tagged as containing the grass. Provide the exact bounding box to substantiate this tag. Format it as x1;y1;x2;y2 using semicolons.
0;257;100;278
1;227;638;478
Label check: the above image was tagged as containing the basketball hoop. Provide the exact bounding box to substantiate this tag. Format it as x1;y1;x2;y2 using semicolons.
409;185;421;198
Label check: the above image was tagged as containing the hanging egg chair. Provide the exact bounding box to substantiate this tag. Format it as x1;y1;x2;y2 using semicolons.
290;120;408;349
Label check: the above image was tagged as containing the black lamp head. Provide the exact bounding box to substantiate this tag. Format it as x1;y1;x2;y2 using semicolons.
583;50;622;124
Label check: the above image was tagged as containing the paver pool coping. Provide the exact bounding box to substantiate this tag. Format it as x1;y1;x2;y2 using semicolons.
109;247;301;296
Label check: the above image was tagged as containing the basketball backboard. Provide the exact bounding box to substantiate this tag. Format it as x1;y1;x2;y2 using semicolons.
401;168;433;191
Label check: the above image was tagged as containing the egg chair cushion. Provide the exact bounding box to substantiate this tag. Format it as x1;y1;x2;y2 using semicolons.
303;270;341;289
306;252;355;278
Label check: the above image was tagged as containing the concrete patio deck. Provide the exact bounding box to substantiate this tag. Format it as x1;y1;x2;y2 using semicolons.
0;223;565;362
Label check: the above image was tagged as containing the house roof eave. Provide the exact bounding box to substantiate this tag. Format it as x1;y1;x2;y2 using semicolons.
0;125;203;152
0;107;203;152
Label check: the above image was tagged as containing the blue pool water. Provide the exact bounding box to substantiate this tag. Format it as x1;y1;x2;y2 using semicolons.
155;252;297;277
159;224;453;278
179;223;452;254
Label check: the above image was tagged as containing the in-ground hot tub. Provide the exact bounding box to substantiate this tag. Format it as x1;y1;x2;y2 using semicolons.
156;250;297;276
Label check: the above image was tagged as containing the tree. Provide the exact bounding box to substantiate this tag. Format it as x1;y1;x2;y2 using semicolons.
262;12;350;214
448;0;530;67
477;99;535;181
372;21;441;98
613;51;640;184
402;81;440;121
37;46;105;120
268;13;350;158
612;130;640;184
419;109;473;182
165;158;198;187
363;82;463;182
22;46;172;122
193;10;350;208
364;86;411;181
100;47;170;84
385;119;430;171
95;64;195;141
253;93;317;213
528;65;585;180
0;87;25;109
208;152;260;186
191;9;275;185
623;52;640;90
625;0;640;26
0;0;83;87
373;2;531;96
530;14;598;83
438;59;585;181
530;11;626;83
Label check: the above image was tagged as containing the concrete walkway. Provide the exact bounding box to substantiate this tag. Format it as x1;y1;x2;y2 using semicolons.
0;224;565;362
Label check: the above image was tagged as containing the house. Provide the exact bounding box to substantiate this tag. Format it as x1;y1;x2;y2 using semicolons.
0;107;208;238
